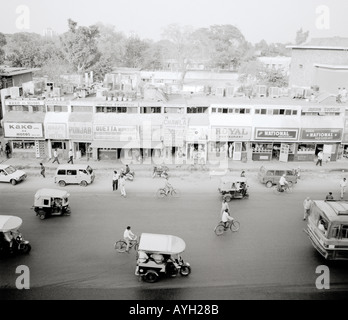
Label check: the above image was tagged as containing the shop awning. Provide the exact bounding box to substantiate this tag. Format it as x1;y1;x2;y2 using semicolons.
3;112;46;122
44;112;70;123
90;141;141;149
69;113;93;122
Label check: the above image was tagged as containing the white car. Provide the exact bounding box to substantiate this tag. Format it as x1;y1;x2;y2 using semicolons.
0;164;27;185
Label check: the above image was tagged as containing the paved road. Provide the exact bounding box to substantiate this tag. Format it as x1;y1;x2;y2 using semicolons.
1;173;348;300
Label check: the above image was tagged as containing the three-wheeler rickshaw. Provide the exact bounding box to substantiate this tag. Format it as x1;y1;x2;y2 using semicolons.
218;176;249;202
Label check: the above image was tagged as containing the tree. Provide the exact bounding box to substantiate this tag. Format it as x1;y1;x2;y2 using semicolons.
122;35;149;68
295;28;309;45
60;19;101;73
161;24;196;87
0;32;6;64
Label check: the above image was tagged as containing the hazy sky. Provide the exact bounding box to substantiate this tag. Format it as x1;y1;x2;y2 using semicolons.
1;0;347;44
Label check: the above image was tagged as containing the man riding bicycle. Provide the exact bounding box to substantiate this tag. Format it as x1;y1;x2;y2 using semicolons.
123;226;137;253
221;209;234;228
164;177;173;195
278;174;289;192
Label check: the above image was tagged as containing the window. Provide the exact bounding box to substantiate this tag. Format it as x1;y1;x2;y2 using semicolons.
71;106;93;112
57;170;66;175
261;109;267;115
140;107;161;113
212;108;217;113
22;106;29;112
255;109;260;114
13;141;35;149
292;110;297;115
47;105;68;112
273;109;279;115
32;106;40;112
279;109;285;115
228;109;233;113
331;226;340;239
285;110;291;115
222;108;228;114
44;199;49;206
341;225;348;239
67;170;77;175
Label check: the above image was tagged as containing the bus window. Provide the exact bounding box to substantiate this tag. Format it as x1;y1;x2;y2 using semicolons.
330;226;340;239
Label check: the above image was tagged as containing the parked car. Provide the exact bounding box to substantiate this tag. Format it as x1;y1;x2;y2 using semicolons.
54;164;95;187
0;164;27;185
258;166;298;188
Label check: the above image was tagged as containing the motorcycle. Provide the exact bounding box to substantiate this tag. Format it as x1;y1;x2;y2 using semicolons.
152;166;169;179
121;169;135;181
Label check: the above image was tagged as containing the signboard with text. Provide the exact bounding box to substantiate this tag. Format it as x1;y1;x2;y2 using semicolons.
45;123;67;139
4;122;43;138
300;128;342;141
254;128;299;140
211;127;252;141
68;122;93;140
93;125;138;140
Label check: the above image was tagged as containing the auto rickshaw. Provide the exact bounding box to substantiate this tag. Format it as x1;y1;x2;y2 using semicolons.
32;188;71;220
218;176;249;202
0;215;31;257
135;233;191;283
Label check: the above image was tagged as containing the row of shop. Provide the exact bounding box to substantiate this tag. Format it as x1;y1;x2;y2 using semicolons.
2;115;345;163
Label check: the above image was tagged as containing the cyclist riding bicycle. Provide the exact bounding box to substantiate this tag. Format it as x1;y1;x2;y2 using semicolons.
278;174;288;192
123;226;137;253
221;209;234;228
164;177;173;195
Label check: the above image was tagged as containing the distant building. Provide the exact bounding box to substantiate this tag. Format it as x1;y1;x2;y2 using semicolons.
287;37;348;94
257;56;291;75
43;28;56;38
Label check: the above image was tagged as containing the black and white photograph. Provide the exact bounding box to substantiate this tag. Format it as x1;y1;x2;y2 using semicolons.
1;0;348;305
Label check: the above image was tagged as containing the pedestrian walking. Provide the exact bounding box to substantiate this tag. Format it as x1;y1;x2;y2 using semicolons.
5;143;11;159
340;178;347;199
221;199;230;216
67;149;74;164
316;151;323;166
40;163;45;178
303;197;312;221
112;170;119;191
120;174;126;197
52;149;60;164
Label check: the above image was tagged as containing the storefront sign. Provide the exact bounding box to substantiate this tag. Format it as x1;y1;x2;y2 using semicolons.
45;123;67;139
300;128;342;141
301;106;343;113
5;100;45;106
68;122;93;140
96;102;138;107
4;122;43;138
255;128;298;140
163;117;187;129
211;127;252;141
93;125;138;140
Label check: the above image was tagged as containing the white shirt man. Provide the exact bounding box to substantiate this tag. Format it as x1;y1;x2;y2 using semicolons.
279;175;288;186
123;226;136;252
303;197;312;220
221;200;230;215
221;209;234;227
340;178;347;199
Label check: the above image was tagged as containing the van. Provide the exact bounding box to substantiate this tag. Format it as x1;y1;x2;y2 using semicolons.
54;165;95;187
0;164;27;185
258;166;298;188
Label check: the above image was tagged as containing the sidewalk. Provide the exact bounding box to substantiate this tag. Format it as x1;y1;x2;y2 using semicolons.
1;155;348;177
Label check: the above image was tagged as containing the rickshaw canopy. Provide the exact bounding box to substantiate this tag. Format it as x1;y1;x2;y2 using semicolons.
35;188;70;200
0;215;22;232
138;233;186;254
219;176;247;191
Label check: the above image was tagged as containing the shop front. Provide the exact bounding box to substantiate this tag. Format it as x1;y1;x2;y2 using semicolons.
162;116;187;164
296;128;342;162
92;114;140;162
3;119;46;159
252;128;299;162
68;113;93;160
186;126;208;165
44;113;70;159
209;126;252;162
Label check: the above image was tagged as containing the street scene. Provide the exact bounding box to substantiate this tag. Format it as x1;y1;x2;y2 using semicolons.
1;0;348;302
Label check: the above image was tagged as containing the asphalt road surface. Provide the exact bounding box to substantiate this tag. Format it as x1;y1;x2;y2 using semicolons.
1;171;348;300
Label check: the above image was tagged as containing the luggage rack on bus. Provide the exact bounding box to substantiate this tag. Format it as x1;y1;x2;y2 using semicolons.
325;200;348;215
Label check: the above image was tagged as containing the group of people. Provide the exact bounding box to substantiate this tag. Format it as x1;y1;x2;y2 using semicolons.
112;164;132;197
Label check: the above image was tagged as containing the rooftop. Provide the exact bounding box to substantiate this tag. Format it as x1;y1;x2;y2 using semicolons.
288;37;348;50
0;66;40;76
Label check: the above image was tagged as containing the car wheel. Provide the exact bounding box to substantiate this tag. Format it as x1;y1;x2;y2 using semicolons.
80;180;88;187
266;181;273;188
39;211;46;220
224;195;232;202
10;179;17;186
58;180;66;187
144;270;159;283
22;244;31;254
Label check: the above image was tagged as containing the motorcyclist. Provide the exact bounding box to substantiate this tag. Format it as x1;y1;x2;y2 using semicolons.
125;164;131;175
278;174;288;192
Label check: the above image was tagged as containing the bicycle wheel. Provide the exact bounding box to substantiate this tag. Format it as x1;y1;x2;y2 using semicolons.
230;220;240;232
171;189;180;198
273;186;281;195
156;189;166;198
214;224;225;236
114;240;127;253
285;186;293;193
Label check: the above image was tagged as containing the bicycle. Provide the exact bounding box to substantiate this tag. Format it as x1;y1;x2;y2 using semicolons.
214;220;240;236
114;238;139;253
156;186;181;198
273;183;292;194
